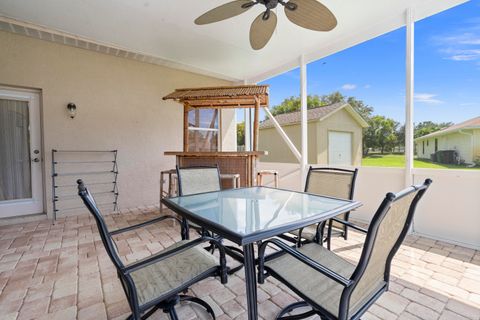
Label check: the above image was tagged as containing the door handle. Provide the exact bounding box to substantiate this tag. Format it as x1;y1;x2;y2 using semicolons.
32;158;40;163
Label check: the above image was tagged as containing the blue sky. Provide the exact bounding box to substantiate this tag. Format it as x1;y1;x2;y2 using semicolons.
254;0;480;125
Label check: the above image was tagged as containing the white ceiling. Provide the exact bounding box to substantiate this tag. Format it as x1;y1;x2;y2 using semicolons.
0;0;467;82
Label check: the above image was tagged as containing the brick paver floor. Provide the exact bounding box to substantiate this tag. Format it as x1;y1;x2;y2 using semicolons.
0;207;479;320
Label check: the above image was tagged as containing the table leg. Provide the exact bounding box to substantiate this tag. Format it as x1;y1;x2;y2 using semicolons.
160;171;165;213
242;243;258;320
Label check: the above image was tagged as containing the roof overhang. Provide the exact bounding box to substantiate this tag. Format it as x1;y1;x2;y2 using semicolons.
415;126;480;141
0;0;467;82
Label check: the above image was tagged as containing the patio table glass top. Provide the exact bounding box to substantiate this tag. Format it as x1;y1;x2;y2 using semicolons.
163;186;361;245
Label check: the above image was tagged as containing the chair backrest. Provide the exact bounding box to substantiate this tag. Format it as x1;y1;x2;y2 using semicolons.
176;166;221;196
342;179;432;319
304;167;358;200
77;179;125;271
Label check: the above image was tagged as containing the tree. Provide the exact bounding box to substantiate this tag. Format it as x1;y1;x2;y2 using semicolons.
237;122;245;146
364;116;399;154
347;97;373;120
414;121;453;138
269;95;323;116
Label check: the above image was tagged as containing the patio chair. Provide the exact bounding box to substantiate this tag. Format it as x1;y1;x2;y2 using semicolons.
176;165;244;274
176;165;222;238
284;167;362;249
77;179;227;320
257;179;432;320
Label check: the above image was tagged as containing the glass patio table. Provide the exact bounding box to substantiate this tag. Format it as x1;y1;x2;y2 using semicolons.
162;186;362;320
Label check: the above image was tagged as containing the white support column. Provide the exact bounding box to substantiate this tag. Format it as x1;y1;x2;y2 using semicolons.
405;8;415;187
300;55;308;186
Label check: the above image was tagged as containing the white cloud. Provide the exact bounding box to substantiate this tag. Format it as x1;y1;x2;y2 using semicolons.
433;28;480;66
364;84;371;89
435;33;480;46
442;49;480;61
414;93;444;104
341;84;357;90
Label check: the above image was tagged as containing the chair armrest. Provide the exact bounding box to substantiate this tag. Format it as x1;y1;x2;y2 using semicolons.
258;238;352;287
123;236;228;283
331;217;368;233
110;215;182;235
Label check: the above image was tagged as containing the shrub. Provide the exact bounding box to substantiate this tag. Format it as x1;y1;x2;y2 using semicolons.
474;157;480;167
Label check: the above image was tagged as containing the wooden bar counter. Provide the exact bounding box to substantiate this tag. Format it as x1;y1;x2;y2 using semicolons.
165;151;267;187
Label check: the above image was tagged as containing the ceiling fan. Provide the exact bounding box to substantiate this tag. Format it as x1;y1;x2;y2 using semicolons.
194;0;337;50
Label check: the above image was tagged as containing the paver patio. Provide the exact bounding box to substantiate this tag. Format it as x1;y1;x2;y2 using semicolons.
0;207;479;320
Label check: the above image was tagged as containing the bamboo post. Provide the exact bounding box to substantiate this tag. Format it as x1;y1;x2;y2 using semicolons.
183;103;189;151
253;96;260;151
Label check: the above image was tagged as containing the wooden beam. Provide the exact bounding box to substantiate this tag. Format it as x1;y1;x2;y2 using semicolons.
253;96;260;151
184;97;268;107
188;103;258;108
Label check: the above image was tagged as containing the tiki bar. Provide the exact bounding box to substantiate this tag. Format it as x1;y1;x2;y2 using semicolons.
162;85;269;188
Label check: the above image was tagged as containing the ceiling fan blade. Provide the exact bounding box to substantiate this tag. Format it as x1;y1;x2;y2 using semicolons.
285;0;337;31
250;11;277;50
195;0;254;25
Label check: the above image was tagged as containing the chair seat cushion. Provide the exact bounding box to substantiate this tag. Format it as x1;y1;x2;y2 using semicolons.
130;240;218;305
289;224;319;241
265;243;373;318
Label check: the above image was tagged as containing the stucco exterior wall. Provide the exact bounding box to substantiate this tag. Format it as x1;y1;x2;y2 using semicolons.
0;30;232;218
316;109;363;166
474;129;480;163
258;122;317;164
416;131;474;164
416;136;436;159
258;108;363;165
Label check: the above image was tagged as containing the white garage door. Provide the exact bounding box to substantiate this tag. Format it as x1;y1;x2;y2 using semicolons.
328;131;352;166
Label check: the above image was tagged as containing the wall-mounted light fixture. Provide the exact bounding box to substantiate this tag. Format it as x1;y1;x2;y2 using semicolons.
67;103;77;119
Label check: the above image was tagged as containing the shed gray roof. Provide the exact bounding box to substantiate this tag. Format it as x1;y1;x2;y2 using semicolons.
259;102;368;129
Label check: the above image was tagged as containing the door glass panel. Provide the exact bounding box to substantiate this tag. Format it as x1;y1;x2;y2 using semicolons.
0;99;32;201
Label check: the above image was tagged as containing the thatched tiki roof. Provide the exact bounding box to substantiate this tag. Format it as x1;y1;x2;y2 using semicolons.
163;85;269;108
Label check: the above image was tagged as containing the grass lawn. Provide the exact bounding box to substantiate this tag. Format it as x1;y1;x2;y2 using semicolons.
362;154;480;170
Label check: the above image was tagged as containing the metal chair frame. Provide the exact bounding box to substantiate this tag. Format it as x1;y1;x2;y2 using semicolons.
77;179;227;320
281;166;363;249
258;179;432;320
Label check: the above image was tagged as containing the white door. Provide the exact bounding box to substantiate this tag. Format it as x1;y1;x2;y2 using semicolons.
0;89;43;218
328;131;352;166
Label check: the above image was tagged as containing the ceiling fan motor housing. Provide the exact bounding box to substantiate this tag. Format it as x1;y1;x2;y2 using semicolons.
261;0;279;9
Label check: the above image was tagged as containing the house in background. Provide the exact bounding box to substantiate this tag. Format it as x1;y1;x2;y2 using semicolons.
259;102;368;166
415;116;480;164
